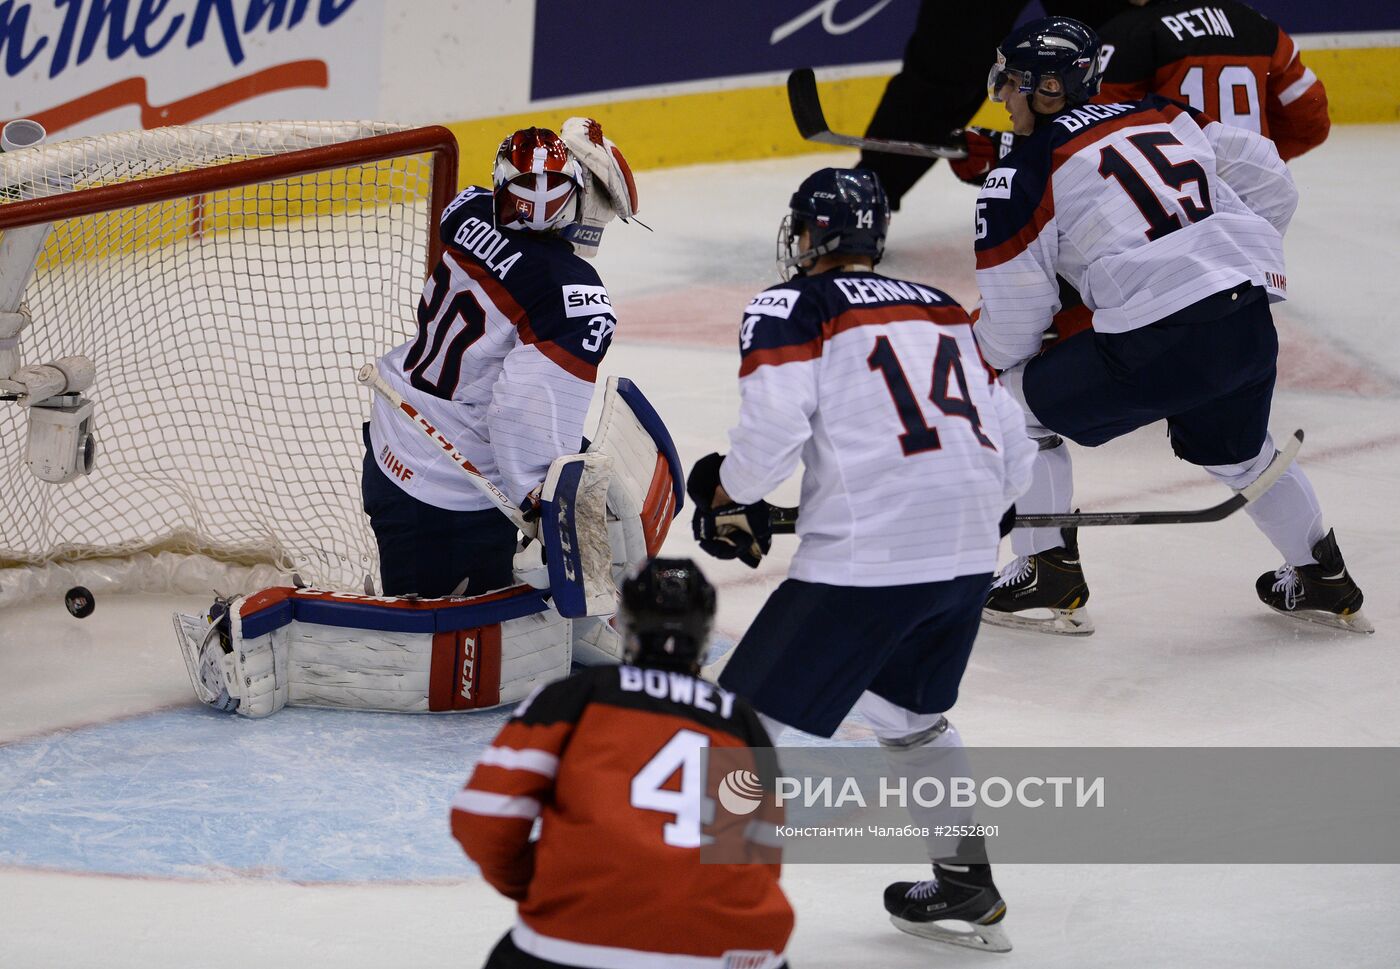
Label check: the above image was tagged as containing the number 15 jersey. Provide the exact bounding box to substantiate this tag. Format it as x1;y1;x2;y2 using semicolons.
719;272;1037;587
973;95;1298;371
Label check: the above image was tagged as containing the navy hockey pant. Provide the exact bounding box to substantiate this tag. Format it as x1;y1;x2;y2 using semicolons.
719;573;991;738
361;425;518;598
1023;285;1278;466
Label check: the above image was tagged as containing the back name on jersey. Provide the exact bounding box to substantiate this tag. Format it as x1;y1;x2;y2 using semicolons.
619;665;739;719
1160;6;1237;41
451;214;523;280
744;277;947;319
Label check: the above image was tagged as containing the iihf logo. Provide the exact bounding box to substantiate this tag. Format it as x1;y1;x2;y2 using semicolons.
717;769;764;815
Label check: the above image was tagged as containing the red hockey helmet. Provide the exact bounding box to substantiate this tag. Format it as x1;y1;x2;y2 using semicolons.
493;127;585;232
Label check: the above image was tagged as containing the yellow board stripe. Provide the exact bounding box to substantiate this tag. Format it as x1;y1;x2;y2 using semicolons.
443;44;1400;183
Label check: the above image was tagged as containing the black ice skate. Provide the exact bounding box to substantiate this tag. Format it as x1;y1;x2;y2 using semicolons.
982;527;1093;636
884;863;1011;953
1256;529;1373;634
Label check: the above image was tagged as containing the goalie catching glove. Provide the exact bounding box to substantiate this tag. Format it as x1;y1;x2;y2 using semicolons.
686;452;773;569
559;117;639;258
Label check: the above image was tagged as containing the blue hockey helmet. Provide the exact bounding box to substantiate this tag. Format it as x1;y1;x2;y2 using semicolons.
778;167;890;280
988;17;1104;107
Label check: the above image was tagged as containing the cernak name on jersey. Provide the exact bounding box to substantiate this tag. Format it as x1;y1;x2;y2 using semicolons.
830;276;946;307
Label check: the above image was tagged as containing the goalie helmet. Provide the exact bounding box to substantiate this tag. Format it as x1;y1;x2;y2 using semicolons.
493;127;585;232
778;167;890;280
618;557;716;672
988;16;1103;107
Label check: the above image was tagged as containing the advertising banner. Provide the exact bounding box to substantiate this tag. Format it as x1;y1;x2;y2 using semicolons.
0;0;385;139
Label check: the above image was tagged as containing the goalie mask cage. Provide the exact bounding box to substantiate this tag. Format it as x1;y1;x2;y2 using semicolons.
0;122;458;605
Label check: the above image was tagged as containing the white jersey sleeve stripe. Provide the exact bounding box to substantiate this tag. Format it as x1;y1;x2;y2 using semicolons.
450;788;543;819
477;745;560;777
1277;67;1319;107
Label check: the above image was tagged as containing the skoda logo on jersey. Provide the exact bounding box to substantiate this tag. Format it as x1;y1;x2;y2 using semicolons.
717;769;765;816
981;168;1016;200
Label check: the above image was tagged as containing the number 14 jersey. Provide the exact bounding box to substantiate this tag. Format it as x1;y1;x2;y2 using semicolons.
719;272;1036;587
973;95;1298;372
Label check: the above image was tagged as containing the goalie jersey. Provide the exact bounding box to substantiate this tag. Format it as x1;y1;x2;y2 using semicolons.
1094;0;1329;160
452;665;792;969
718;272;1036;587
974;95;1298;371
369;187;617;511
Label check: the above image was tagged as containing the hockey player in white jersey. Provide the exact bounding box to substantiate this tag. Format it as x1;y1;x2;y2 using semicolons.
687;167;1037;952
973;17;1370;634
362;122;638;598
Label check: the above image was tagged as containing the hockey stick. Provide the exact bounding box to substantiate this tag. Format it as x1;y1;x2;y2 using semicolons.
356;363;533;534
787;68;968;160
766;429;1304;533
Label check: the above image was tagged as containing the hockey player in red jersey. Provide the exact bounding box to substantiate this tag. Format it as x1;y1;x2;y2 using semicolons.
452;558;794;969
971;17;1369;634
687;167;1035;953
1095;0;1329;160
952;0;1328;187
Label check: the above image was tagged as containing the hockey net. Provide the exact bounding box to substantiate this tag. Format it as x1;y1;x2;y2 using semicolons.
0;122;458;606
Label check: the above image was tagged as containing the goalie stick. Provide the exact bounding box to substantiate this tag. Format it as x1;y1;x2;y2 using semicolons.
787;68;968;160
356;363;533;534
767;429;1304;533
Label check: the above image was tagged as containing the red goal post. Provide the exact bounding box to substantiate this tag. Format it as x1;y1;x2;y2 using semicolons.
0;122;460;606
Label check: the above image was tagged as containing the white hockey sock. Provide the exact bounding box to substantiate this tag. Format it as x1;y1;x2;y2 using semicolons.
858;693;974;861
1011;440;1074;558
1242;461;1326;566
1205;438;1325;567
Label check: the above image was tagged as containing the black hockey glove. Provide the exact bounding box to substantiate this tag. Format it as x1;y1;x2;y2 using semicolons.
685;452;726;508
999;504;1017;538
693;500;773;569
686;452;773;569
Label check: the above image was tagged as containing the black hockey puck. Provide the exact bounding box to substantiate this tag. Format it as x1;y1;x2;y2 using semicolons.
64;586;95;619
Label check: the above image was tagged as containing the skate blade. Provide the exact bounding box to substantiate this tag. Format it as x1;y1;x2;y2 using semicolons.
1267;606;1375;635
891;914;1012;953
981;606;1095;636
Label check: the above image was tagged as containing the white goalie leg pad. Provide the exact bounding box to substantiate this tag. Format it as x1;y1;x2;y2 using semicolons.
171;586;571;717
587;376;685;577
571;614;623;666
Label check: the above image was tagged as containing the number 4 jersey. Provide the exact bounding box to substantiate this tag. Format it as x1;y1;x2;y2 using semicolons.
973;95;1298;371
452;664;793;969
719;272;1036;587
369;187;617;511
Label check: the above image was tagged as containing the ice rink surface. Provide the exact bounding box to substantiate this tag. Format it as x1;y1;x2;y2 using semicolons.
3;127;1399;967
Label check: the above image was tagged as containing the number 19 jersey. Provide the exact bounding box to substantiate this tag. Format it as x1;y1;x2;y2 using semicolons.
719;271;1037;587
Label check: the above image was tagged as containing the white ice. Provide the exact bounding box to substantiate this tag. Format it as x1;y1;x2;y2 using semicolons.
2;126;1399;968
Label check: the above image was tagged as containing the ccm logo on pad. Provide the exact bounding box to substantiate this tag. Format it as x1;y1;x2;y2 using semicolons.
563;284;613;317
980;168;1015;200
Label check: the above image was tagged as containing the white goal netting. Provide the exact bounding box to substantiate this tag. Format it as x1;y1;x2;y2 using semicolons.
0;122;453;605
